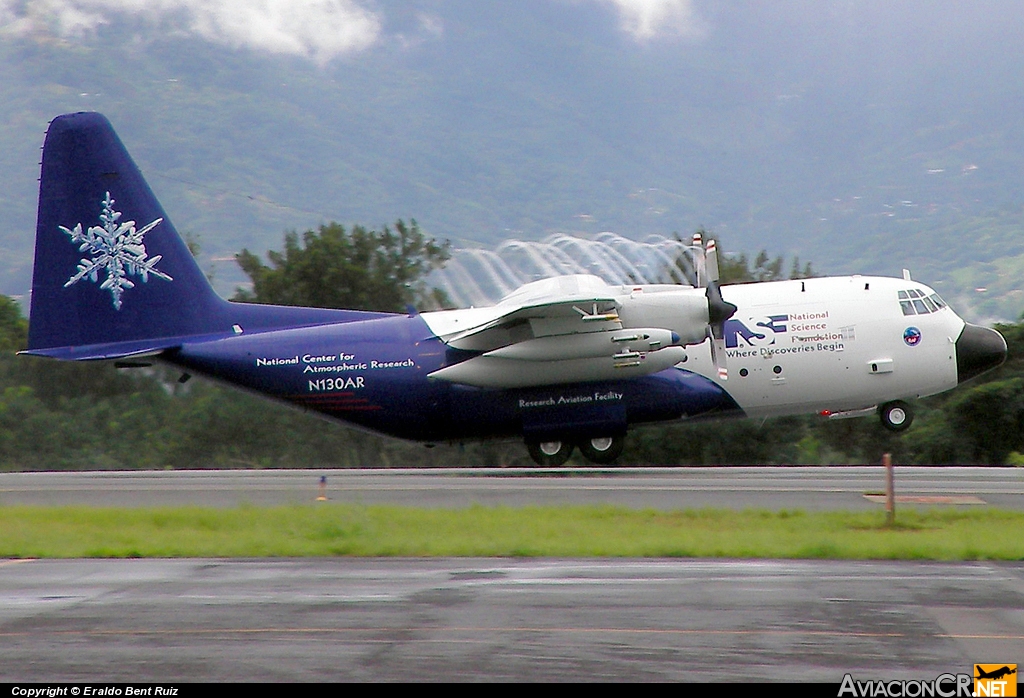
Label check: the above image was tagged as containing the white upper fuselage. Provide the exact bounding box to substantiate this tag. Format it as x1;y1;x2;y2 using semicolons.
420;274;964;420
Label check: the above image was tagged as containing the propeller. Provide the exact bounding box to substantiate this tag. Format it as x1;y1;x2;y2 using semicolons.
695;238;737;380
691;232;705;287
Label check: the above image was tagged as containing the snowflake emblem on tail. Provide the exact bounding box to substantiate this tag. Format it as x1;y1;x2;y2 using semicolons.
60;192;173;310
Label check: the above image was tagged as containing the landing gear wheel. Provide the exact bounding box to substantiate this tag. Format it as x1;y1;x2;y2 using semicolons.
577;436;625;465
526;439;574;466
879;401;914;432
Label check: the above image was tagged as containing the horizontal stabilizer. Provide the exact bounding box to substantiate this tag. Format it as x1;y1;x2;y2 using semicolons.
19;331;236;361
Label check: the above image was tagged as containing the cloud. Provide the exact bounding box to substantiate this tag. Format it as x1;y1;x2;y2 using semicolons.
0;0;382;62
598;0;705;40
390;11;444;51
417;12;443;39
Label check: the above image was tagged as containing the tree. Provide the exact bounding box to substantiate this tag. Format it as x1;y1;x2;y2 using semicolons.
234;220;451;312
0;295;27;353
719;248;816;284
674;229;815;285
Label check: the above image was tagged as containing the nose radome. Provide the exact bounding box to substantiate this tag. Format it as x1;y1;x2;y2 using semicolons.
956;323;1007;384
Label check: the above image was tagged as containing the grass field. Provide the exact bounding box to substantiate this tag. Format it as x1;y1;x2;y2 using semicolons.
2;505;1023;559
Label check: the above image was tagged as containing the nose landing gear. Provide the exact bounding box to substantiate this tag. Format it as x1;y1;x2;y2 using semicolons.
879;400;914;432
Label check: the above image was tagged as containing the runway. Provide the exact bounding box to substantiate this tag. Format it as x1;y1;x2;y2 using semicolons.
1;466;1023;509
1;558;1022;682
2;467;1022;682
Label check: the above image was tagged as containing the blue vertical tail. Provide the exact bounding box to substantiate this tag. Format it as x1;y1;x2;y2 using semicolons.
28;112;230;355
26;112;381;360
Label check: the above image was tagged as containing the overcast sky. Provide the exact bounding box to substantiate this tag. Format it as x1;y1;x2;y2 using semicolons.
0;1;704;62
2;0;1024;316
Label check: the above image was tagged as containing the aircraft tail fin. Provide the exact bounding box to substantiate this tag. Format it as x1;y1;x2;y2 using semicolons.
27;112;231;356
27;112;392;360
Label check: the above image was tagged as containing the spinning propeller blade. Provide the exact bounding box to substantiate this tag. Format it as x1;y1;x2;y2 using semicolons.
691;232;705;288
706;326;729;381
705;239;720;284
702;239;736;380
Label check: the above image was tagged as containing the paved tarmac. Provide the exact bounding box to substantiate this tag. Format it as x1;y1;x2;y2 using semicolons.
2;468;1021;682
1;466;1022;510
1;558;1022;682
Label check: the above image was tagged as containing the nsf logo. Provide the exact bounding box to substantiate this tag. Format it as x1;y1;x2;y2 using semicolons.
904;326;922;346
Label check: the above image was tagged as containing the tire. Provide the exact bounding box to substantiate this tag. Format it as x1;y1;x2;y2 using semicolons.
526;439;574;466
577;435;625;464
879;401;914;432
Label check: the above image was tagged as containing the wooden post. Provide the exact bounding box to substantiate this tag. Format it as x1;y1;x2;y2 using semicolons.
883;452;894;525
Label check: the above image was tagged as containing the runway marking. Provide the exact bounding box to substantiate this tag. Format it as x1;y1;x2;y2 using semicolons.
0;558;36;567
863;494;987;505
2;626;1023;640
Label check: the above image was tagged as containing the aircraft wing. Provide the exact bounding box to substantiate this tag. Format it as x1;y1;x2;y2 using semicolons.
441;297;622;349
426;275;687;389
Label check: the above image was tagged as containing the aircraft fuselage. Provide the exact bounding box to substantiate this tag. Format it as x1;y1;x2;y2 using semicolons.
166;274;969;444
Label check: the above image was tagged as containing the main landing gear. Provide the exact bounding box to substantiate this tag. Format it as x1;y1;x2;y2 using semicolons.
577;436;625;464
526;439;574;466
525;435;626;466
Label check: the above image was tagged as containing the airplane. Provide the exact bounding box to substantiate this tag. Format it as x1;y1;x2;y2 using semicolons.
20;112;1008;465
975;667;1017;681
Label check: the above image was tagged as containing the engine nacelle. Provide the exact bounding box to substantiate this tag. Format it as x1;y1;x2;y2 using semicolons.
616;289;709;346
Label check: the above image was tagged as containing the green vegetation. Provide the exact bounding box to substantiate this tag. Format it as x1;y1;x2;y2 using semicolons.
0;295;27;353
1;505;1022;559
234;220;451;311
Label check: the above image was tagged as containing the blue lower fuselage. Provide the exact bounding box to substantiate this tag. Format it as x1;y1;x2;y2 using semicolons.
167;314;740;442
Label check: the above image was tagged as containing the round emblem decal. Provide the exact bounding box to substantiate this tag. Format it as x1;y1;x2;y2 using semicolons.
904;327;922;346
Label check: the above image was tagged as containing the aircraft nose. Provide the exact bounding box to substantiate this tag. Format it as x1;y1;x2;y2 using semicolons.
956;323;1007;383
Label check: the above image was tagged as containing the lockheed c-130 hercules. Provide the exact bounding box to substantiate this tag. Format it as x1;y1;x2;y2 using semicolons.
22;113;1008;465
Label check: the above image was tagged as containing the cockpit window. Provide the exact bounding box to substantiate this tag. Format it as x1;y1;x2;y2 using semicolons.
899;289;947;315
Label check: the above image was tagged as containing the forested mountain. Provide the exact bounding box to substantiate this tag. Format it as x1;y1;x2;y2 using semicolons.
2;1;1024;320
